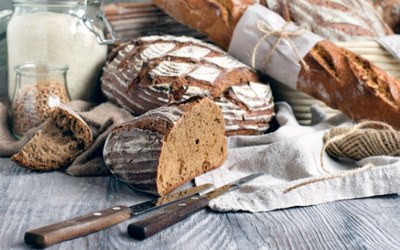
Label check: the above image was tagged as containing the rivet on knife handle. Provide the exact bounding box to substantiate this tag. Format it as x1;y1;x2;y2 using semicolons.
23;183;213;248
24;206;132;248
127;174;262;240
128;196;209;240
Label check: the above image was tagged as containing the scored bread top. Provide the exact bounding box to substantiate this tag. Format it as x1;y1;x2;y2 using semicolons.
264;0;393;41
101;35;275;136
103;35;258;106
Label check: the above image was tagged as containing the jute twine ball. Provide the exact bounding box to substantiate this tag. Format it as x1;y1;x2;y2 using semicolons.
323;121;400;161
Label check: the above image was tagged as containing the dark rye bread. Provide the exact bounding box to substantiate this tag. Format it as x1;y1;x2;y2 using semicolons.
11;106;93;171
103;97;227;196
101;35;275;136
263;0;393;41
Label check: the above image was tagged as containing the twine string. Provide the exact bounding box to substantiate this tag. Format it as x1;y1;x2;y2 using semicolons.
251;20;310;71
320;121;400;173
285;121;400;193
284;163;375;193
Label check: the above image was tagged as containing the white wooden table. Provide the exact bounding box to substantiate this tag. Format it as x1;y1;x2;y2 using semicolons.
1;157;400;249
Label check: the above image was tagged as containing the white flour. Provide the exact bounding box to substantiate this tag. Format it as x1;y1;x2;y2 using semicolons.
7;12;107;101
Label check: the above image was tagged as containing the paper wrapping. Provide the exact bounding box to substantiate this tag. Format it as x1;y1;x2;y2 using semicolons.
228;4;322;89
375;35;400;60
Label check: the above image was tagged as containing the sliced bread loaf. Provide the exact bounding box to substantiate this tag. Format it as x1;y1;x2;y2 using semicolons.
103;97;227;196
11;106;93;171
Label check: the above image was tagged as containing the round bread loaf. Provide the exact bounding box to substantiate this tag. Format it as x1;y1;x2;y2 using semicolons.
103;97;227;196
101;35;275;136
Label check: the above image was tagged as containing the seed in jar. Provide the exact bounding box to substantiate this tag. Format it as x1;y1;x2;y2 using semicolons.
12;80;70;137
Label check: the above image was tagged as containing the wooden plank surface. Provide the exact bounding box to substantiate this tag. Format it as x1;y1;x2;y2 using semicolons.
1;157;400;249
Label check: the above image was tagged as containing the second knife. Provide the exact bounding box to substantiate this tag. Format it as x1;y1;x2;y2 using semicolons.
24;183;212;248
127;173;262;240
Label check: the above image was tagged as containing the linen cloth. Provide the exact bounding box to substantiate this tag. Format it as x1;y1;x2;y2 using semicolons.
195;102;400;212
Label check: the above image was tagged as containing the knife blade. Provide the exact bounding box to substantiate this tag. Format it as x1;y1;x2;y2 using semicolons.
127;173;262;240
24;183;213;248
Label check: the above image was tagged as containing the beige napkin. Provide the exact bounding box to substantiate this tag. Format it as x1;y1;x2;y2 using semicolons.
0;100;134;176
195;102;400;212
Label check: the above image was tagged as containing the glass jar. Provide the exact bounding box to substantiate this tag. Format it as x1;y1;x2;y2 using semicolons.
7;0;113;102
12;61;70;138
0;10;12;98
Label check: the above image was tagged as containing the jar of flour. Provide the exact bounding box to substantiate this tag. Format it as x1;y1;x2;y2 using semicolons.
7;0;113;101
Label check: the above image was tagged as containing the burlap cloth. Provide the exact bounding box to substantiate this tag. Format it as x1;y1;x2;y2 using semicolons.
0;100;134;176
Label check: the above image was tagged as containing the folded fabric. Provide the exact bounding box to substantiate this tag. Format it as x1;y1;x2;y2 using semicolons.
64;102;134;176
195;102;400;212
0;101;134;176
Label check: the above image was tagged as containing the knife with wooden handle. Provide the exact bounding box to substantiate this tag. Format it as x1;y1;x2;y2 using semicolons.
24;183;213;248
127;173;262;240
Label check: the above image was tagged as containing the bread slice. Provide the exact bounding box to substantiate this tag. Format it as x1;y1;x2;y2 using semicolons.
11;106;93;171
103;97;227;196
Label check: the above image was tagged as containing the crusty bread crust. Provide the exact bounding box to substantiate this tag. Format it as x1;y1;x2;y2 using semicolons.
265;0;393;41
153;0;253;50
104;97;227;196
101;35;275;136
298;40;400;128
155;0;400;127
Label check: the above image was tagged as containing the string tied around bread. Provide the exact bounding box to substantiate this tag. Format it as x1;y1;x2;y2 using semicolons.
251;20;310;71
320;121;400;173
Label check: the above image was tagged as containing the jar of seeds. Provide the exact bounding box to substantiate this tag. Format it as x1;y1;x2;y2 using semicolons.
11;61;70;138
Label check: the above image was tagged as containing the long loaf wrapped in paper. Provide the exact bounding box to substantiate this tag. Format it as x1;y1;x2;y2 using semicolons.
155;1;400;128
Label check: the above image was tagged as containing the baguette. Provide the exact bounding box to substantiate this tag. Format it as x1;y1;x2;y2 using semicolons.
155;1;400;128
153;0;253;50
